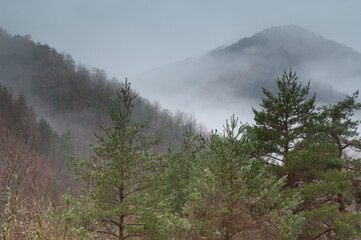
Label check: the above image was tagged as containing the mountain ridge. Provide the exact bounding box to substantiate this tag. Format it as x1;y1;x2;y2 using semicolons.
133;25;361;129
208;25;360;59
0;27;196;151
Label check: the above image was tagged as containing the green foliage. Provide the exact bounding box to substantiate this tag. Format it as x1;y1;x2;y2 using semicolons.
157;125;205;214
303;205;361;239
252;68;316;166
131;189;191;240
2;29;361;239
319;91;361;142
253;69;361;239
183;116;304;239
138;125;205;239
69;80;160;239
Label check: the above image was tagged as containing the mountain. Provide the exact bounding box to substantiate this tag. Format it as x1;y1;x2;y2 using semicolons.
1;25;360;133
133;25;361;130
206;25;361;99
0;28;195;152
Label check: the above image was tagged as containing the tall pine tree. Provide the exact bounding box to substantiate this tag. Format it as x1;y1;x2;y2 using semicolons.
69;80;159;240
252;69;316;187
252;69;361;239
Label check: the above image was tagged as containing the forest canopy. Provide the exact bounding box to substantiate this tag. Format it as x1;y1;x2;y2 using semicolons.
0;27;360;239
49;71;361;239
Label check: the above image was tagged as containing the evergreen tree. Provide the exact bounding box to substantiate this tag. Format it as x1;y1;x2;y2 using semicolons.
69;80;159;240
252;69;316;187
252;69;361;239
319;91;361;212
160;124;204;214
294;91;361;239
185;116;303;240
133;124;205;239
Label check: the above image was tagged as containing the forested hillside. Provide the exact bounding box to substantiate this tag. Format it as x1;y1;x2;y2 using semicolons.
0;28;195;152
0;85;74;237
0;26;361;239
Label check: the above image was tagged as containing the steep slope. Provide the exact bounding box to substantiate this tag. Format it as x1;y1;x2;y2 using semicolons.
0;83;70;191
0;28;194;151
133;25;361;129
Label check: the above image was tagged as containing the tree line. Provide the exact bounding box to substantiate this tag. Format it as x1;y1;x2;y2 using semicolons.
0;26;360;238
0;27;197;151
49;70;359;239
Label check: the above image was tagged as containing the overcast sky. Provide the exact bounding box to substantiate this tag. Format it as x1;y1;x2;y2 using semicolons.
1;0;361;81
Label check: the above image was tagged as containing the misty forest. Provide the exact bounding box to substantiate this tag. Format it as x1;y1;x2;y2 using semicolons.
0;24;361;240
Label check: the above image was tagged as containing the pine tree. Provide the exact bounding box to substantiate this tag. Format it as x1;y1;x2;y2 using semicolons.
133;124;205;239
319;91;361;212
160;124;204;214
253;69;316;187
294;93;361;239
252;69;361;239
69;80;159;240
185;116;303;240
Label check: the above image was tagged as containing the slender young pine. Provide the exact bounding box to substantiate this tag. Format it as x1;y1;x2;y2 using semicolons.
69;80;159;240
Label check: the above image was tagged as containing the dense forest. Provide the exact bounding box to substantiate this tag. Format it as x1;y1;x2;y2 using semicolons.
0;28;196;152
0;28;361;239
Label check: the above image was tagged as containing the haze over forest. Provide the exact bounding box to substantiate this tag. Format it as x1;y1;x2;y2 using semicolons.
2;1;361;130
2;24;361;132
1;1;361;239
134;25;361;129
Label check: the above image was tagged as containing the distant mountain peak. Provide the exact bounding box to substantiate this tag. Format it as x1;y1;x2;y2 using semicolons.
253;25;324;44
257;24;318;36
207;25;358;61
219;25;321;53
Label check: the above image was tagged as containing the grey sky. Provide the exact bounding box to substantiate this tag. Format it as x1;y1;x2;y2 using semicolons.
1;0;361;81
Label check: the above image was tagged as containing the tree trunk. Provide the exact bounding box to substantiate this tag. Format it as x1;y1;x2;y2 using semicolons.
337;143;346;212
337;192;346;212
119;215;124;240
119;184;125;240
